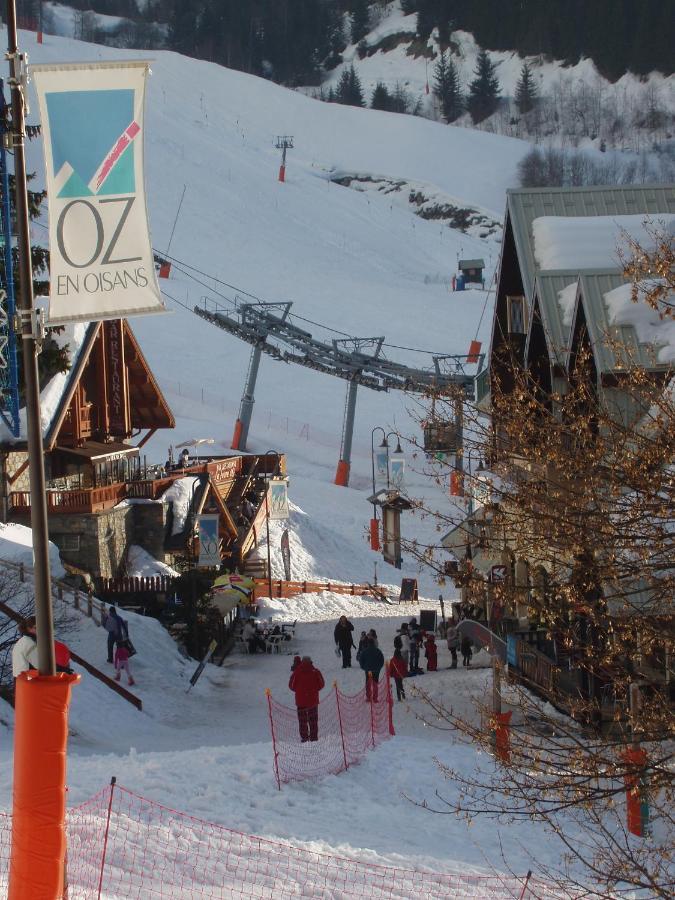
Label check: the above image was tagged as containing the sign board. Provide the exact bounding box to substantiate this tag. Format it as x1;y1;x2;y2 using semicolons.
187;639;218;691
375;448;388;484
280;528;291;581
104;319;129;435
399;578;418;604
268;478;289;521
32;60;166;324
389;456;404;489
197;514;220;568
419;609;437;633
491;564;507;583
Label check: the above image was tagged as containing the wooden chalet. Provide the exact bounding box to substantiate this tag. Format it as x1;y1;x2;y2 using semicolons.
447;184;675;719
0;317;286;580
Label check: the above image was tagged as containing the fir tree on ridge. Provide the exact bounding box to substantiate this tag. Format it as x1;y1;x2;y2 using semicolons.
336;65;365;107
350;0;370;45
433;49;462;122
466;48;501;123
514;61;538;115
371;81;391;111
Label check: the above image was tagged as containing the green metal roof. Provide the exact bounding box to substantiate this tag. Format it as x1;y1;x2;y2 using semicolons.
571;270;672;374
529;271;579;367
506;184;675;303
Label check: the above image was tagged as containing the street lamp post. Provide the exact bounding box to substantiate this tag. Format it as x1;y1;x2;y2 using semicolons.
370;428;404;552
263;450;281;600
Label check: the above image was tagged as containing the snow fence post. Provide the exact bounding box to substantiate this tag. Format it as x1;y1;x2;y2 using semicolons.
368;673;375;748
385;663;395;736
333;681;349;772
517;869;532;899
266;689;281;790
97;776;117;900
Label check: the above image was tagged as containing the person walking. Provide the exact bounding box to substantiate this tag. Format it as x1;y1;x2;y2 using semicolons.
114;640;135;686
11;616;38;677
408;620;422;675
333;615;355;668
359;637;384;702
424;634;438;672
288;656;325;742
446;619;459;669
104;605;128;663
389;647;408;701
368;628;379;648
396;623;410;658
461;634;473;667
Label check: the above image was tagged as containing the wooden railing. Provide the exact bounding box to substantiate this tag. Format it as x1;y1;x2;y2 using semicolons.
252;579;383;601
10;483;127;514
513;638;559;693
97;575;178;595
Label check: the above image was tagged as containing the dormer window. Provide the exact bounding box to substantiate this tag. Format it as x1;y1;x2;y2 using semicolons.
507;295;527;335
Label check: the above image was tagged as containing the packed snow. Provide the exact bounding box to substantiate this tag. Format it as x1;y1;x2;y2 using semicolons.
532;213;675;271
605;281;675;363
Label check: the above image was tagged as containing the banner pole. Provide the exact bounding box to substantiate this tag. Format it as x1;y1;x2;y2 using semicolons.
333;681;349;772
5;0;56;677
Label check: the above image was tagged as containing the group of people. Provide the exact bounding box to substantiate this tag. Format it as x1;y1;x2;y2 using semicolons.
446;618;474;669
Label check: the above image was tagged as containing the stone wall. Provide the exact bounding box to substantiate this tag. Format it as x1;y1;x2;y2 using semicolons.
133;503;170;563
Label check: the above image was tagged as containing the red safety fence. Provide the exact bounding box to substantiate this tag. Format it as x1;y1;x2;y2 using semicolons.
0;782;566;898
267;672;394;786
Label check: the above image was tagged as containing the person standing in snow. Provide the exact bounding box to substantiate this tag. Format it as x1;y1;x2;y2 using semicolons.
389;647;408;701
446;619;459;669
356;631;368;664
461;634;473;667
104;605;128;663
333;615;355;668
288;656;325;742
424;634;438;672
114;640;135;686
408;619;422;675
359;637;384;702
12;616;38;678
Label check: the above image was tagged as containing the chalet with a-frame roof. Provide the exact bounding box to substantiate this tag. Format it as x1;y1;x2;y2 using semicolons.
0;317;286;580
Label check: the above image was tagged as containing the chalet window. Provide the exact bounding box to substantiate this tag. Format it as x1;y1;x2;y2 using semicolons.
52;533;81;552
506;295;527;335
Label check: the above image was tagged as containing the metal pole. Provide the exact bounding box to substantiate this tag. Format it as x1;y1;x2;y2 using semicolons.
235;342;263;451
97;776;117;900
6;1;55;675
0;78;20;439
335;377;358;486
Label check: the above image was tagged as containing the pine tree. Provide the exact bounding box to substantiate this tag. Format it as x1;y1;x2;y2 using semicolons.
467;48;501;123
371;81;391;111
514;61;537;115
336;65;365;107
433;49;463;122
350;0;370;45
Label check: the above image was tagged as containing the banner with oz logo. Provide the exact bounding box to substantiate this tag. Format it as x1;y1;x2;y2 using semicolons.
31;61;165;324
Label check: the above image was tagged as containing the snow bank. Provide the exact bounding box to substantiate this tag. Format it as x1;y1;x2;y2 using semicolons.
126;545;179;579
605;282;675;363
159;476;200;536
532;214;675;271
0;522;65;578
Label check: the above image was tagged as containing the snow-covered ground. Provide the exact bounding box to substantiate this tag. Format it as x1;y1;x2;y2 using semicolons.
0;26;625;894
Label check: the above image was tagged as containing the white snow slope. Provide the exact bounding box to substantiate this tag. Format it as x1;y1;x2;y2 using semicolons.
0;27;602;896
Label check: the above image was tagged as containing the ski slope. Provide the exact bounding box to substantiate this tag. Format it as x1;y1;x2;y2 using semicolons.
0;28;592;894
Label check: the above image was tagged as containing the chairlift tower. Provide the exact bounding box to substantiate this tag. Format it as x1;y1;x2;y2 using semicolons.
275;135;293;183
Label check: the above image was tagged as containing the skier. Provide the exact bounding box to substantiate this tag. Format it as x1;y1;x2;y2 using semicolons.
424;634;438;672
333;615;355;668
11;616;38;677
389;647;408;701
114;640;135;686
359;637;384;702
288;656;325;742
103;605;128;663
461;634;473;667
446;619;459;668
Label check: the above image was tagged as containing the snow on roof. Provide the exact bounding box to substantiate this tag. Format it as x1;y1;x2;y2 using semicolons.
532;214;675;271
0;522;65;578
556;282;579;327
604;282;675;364
126;544;179;579
159;476;201;536
0;319;91;446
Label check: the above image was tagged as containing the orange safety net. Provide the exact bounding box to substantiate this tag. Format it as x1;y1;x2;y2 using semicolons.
0;782;566;898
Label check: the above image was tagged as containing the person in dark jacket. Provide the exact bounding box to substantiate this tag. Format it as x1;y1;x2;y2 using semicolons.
389;648;408;701
356;631;368;663
288;656;325;742
446;619;459;668
359;637;384;702
461;635;473;667
103;606;128;663
408;619;422;674
333;615;355;668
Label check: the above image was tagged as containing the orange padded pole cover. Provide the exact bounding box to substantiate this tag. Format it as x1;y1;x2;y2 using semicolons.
9;671;79;900
231;419;243;450
334;459;350;487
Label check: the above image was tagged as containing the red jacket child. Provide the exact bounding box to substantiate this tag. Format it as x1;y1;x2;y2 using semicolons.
288;658;325;708
389;652;408;680
424;635;438;672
